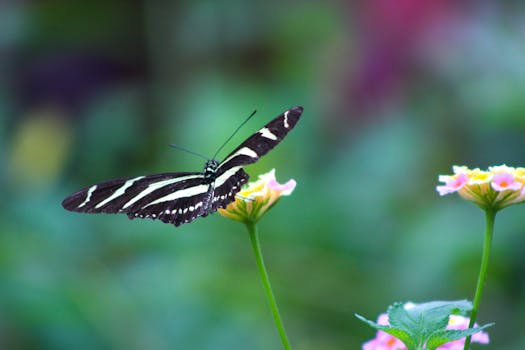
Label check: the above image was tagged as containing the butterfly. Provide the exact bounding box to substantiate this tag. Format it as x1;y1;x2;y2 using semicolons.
62;106;303;226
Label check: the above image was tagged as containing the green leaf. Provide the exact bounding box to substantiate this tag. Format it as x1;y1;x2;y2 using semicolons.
355;313;413;349
387;302;418;330
426;324;494;350
356;300;493;350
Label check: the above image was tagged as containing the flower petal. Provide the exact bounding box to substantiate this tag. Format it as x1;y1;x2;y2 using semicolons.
268;178;296;195
491;172;521;192
436;173;468;196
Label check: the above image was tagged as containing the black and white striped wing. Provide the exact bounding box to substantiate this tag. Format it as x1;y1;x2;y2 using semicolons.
62;106;303;227
211;106;303;209
62;172;212;226
211;167;249;211
216;106;303;174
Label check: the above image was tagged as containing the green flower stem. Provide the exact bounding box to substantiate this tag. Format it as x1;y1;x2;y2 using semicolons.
245;221;292;350
463;209;496;350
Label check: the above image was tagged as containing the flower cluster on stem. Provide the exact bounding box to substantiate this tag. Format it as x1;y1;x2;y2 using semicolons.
436;165;519;349
218;168;296;224
436;165;525;211
219;169;296;350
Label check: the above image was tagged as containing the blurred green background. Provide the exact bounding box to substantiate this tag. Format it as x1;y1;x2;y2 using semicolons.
2;1;525;349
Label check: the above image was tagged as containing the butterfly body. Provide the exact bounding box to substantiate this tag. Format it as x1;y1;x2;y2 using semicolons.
203;159;220;181
62;106;303;226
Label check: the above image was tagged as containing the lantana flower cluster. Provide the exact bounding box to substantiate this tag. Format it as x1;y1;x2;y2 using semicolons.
218;169;296;224
436;165;525;210
363;304;489;350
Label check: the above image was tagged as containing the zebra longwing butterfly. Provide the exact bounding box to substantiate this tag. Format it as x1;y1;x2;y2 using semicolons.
62;106;303;226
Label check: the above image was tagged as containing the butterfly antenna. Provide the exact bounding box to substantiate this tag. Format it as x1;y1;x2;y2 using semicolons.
212;109;257;159
169;144;210;161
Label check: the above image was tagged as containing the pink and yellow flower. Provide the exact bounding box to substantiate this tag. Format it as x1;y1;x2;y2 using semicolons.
436;165;525;210
218;169;296;224
362;306;489;350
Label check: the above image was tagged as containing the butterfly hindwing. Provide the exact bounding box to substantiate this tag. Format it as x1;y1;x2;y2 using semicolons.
211;168;249;211
131;185;211;226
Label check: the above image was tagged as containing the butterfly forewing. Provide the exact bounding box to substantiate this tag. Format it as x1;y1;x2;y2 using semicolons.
62;106;303;227
216;106;303;175
62;173;208;223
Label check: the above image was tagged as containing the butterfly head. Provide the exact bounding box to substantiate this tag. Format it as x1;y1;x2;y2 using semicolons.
203;159;220;180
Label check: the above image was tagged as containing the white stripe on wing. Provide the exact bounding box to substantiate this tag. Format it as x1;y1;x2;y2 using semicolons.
122;174;203;209
95;176;145;209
